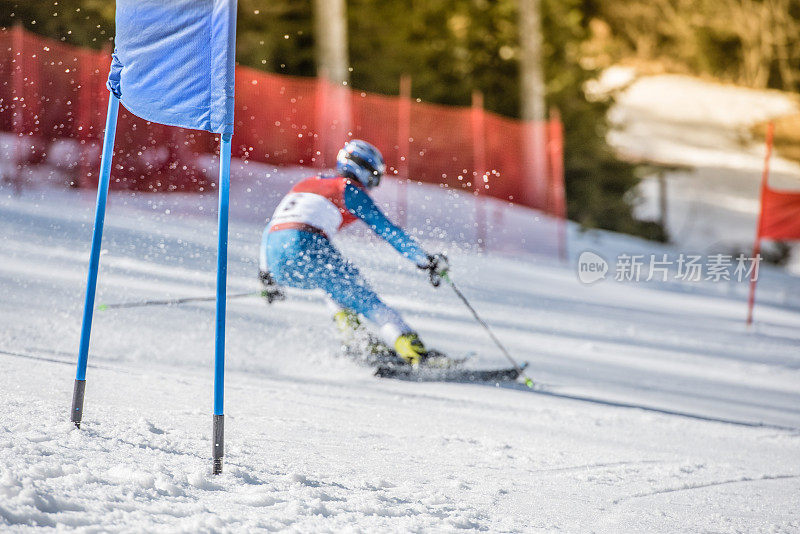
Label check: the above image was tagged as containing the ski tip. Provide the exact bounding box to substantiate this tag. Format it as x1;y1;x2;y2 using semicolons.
97;304;108;311
523;377;534;388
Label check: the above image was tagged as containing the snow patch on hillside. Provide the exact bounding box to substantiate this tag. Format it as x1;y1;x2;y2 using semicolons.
593;67;800;268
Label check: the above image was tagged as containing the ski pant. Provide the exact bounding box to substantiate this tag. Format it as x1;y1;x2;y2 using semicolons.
261;228;412;342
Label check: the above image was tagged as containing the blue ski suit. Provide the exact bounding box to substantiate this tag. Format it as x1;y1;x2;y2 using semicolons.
260;174;429;341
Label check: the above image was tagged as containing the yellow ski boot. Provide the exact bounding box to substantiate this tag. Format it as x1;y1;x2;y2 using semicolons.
335;309;393;361
333;309;362;341
394;333;428;366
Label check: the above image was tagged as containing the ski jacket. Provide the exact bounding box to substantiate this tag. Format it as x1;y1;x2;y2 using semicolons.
268;174;428;265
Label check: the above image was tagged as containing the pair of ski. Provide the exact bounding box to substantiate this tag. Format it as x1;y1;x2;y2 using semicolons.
344;344;526;384
375;361;526;383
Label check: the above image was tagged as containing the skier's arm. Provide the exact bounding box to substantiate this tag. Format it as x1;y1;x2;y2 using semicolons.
344;184;428;265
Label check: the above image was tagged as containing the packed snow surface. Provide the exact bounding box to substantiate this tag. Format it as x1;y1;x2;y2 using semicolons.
1;172;799;532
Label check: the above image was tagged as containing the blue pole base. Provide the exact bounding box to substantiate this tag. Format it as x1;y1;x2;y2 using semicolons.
70;379;86;428
212;414;224;475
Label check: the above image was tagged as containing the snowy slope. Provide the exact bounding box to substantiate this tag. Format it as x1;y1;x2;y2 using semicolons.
1;175;800;532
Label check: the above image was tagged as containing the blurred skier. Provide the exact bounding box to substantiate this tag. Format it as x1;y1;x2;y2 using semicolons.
259;140;449;366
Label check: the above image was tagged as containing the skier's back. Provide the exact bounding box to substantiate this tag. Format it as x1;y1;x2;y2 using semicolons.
260;139;448;365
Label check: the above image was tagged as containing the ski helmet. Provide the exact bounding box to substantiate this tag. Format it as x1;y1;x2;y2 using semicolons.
336;139;385;189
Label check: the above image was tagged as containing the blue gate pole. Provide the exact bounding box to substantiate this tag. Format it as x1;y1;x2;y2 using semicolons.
71;93;120;428
212;133;232;475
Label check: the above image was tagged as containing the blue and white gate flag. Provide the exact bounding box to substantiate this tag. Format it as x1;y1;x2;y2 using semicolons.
107;0;237;134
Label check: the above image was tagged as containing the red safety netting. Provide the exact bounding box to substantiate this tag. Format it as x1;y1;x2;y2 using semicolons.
0;27;564;215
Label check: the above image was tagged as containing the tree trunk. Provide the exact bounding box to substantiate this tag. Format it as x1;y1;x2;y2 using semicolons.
313;0;351;165
313;0;349;85
518;0;549;210
518;0;546;122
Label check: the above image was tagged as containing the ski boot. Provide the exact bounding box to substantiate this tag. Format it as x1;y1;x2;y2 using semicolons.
333;309;362;339
393;333;427;366
393;333;454;368
334;309;395;364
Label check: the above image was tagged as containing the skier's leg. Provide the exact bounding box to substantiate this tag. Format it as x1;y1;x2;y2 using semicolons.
259;227;269;274
337;285;434;365
265;230;429;364
315;254;412;340
256;230;286;302
264;229;401;327
306;241;435;364
264;230;319;290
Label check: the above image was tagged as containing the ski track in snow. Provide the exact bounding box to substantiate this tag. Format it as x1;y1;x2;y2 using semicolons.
1;179;800;532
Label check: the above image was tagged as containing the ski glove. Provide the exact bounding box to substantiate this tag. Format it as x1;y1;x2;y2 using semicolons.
258;270;286;304
420;253;450;287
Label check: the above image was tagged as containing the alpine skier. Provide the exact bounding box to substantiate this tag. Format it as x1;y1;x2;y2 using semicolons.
259;139;449;366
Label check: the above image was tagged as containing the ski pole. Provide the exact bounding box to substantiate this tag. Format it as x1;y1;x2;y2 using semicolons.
97;291;260;310
441;272;534;388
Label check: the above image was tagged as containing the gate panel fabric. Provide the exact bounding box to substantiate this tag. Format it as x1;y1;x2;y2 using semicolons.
107;0;237;135
760;187;800;240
